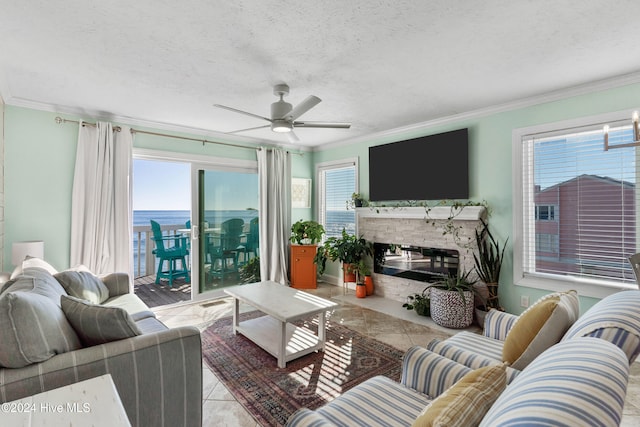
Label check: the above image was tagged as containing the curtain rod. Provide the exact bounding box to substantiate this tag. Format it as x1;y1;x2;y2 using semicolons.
54;117;303;154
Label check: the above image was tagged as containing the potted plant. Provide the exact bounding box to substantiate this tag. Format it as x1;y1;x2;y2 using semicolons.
402;292;430;316
426;270;477;328
290;220;325;245
314;228;372;282
346;192;368;210
351;259;374;295
355;282;367;298
473;219;507;325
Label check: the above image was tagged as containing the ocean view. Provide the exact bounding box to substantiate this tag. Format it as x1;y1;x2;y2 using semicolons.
133;209;259;276
134;209;259;228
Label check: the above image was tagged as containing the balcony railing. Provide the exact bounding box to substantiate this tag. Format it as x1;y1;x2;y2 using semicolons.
133;223;186;278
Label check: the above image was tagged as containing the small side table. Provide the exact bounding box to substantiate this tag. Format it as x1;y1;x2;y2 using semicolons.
1;374;130;426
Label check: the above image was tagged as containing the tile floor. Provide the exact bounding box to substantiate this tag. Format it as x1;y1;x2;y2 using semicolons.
152;283;640;427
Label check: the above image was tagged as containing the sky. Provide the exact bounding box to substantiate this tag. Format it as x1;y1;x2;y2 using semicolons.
132;159;259;211
133;160;191;210
533;127;636;190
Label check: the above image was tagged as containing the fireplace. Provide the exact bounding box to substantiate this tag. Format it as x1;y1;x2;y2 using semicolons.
374;243;459;283
356;206;486;302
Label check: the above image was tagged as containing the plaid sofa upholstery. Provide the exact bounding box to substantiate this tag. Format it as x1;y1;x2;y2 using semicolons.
0;269;202;427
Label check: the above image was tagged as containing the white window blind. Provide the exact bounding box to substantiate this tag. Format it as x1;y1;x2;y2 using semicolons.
521;120;639;285
317;160;357;238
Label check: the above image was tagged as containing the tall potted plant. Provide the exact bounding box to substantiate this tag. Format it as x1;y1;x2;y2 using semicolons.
314;228;372;283
426;270;477;328
473;219;507;314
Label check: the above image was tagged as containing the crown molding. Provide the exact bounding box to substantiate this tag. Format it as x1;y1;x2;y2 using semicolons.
315;70;640;152
6;69;640;154
5;97;313;153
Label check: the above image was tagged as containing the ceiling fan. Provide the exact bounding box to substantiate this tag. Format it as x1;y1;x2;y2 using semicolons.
214;84;351;143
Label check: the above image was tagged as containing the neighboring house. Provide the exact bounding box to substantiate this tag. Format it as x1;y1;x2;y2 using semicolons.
535;174;636;281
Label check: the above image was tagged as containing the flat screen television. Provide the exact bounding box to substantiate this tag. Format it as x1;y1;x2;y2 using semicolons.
368;128;469;201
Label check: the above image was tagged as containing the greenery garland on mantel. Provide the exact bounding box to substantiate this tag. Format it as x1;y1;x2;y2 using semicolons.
353;199;491;248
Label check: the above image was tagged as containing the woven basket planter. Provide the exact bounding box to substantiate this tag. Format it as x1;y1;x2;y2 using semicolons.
429;287;474;328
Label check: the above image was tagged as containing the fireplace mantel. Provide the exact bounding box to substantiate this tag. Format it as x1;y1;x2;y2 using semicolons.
356;205;486;221
355;205;486;302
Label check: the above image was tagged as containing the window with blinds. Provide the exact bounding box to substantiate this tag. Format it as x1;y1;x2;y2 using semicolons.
317;160;357;238
520;120;639;286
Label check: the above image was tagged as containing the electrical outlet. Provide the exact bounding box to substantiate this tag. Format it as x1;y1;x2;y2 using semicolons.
520;295;530;308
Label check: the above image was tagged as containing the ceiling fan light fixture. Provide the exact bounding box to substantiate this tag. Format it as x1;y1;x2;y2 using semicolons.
271;119;292;133
215;84;349;141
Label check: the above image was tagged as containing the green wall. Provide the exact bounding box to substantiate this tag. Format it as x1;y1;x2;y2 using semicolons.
291;150;315;224
3;106;313;271
313;82;640;314
5;108;77;271
5;81;640;314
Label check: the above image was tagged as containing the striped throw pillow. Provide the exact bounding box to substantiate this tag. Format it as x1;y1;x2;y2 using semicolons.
61;295;142;346
55;270;110;304
412;363;507;427
0;271;82;368
0;283;82;368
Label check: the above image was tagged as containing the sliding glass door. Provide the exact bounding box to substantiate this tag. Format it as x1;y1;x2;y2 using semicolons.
191;165;259;300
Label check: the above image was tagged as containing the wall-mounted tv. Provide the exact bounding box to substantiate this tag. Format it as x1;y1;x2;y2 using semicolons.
368;128;469;202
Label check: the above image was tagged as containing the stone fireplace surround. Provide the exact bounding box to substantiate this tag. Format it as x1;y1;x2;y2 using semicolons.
356;206;487;303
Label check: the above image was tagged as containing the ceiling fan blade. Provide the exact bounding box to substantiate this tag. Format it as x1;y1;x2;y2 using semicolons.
293;121;351;129
286;130;300;143
213;104;271;122
227;124;270;134
288;95;321;120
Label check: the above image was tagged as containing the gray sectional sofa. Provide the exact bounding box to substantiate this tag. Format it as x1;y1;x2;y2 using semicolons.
0;258;202;427
287;290;640;426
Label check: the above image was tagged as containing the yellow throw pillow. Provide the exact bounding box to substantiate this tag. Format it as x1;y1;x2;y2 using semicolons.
502;296;559;364
502;290;579;370
412;364;507;427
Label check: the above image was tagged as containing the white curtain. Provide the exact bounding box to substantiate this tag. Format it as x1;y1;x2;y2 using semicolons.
70;122;133;278
257;148;291;285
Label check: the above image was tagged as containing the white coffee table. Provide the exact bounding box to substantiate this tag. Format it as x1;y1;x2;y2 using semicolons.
224;281;338;368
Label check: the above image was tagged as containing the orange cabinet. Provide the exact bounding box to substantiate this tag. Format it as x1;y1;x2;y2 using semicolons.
290;244;317;289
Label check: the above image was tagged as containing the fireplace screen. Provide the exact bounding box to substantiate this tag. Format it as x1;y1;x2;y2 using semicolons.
373;243;459;283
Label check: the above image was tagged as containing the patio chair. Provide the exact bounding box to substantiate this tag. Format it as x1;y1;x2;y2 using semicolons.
244;217;260;260
222;218;247;266
206;218;246;280
150;220;190;286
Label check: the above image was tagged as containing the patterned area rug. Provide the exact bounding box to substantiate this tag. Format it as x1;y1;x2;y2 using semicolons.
201;311;405;426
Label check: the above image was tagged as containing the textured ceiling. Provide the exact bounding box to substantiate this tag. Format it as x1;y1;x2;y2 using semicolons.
1;1;640;148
